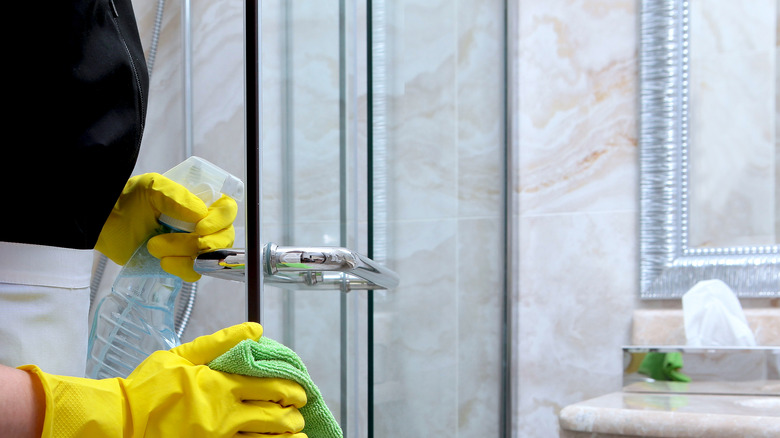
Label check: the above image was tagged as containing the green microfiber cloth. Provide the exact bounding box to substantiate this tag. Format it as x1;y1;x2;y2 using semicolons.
638;352;691;382
208;337;343;438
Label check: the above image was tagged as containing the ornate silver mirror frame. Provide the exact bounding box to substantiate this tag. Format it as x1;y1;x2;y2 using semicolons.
639;0;779;299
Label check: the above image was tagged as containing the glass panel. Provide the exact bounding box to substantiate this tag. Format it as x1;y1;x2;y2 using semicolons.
259;0;507;436
369;0;507;435
260;1;365;435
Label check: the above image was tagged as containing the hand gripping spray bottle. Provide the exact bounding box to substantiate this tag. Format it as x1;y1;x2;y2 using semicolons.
86;156;244;379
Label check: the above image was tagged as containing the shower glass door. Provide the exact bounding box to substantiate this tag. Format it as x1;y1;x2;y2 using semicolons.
259;1;507;436
260;2;368;435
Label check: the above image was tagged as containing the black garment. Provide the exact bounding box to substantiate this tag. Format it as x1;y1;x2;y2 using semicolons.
2;0;149;249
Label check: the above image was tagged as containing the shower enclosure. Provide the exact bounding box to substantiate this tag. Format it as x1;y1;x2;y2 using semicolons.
129;0;509;435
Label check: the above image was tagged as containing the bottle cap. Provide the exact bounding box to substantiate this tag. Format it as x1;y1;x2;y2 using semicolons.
158;156;245;232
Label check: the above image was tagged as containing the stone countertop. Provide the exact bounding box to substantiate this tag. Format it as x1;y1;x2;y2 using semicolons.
559;391;780;438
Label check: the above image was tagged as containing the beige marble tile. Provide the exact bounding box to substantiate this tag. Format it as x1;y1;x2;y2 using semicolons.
632;309;780;346
384;2;460;222
373;218;459;435
517;0;638;216
517;211;638;437
457;217;504;436
456;0;505;220
444;11;507;429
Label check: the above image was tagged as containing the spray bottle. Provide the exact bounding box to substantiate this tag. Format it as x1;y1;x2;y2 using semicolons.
86;156;244;379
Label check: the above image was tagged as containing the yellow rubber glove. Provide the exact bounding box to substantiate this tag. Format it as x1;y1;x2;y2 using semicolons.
96;173;208;265
96;173;239;282
148;194;238;282
20;323;308;438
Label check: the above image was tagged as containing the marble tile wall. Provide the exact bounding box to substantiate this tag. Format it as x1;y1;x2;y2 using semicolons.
514;1;641;436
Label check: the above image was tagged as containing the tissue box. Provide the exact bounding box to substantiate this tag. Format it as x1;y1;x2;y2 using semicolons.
623;346;780;396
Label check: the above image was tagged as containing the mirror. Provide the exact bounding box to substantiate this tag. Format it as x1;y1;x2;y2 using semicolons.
639;0;779;298
687;0;778;248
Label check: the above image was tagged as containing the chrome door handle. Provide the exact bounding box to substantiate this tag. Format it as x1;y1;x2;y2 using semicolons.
193;243;399;291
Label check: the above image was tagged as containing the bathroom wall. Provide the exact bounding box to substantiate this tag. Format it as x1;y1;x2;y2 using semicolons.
512;1;641;435
513;1;779;437
110;1;777;437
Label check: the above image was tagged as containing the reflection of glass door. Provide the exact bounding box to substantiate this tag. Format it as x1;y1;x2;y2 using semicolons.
257;1;508;436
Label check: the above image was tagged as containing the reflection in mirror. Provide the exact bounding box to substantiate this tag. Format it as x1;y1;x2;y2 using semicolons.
688;0;779;248
639;0;780;298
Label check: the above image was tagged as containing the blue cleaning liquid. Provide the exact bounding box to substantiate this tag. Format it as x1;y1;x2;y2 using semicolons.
86;225;182;379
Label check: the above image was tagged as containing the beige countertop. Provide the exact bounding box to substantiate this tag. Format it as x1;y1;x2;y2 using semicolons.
559;391;780;438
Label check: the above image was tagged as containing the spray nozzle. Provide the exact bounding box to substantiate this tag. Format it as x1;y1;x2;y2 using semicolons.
157;156;245;232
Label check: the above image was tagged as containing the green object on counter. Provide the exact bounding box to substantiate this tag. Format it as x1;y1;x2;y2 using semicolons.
209;336;344;438
638;352;691;382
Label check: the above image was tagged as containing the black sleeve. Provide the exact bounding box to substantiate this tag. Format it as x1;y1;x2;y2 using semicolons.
2;0;149;249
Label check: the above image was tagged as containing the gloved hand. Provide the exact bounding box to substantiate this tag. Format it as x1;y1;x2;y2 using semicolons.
96;173;238;282
20;322;308;438
148;193;237;282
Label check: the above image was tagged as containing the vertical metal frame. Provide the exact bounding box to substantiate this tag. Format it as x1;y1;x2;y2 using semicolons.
503;2;516;436
245;0;263;322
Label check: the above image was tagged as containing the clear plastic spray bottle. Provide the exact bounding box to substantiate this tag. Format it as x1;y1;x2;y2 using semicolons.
86;156;244;379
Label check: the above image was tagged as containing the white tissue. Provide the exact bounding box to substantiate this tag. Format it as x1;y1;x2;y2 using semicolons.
682;279;757;347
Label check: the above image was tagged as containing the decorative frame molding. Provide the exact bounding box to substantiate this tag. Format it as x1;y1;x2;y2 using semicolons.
639;0;779;298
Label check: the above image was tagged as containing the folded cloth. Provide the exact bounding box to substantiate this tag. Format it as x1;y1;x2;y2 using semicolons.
209;336;344;438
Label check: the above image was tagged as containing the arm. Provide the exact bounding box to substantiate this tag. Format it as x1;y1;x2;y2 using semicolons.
0;364;45;438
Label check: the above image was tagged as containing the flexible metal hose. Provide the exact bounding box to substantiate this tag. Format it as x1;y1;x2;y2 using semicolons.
175;280;197;338
145;0;166;77
88;254;108;311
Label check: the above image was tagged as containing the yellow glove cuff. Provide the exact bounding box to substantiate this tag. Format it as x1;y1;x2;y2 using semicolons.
21;365;126;438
